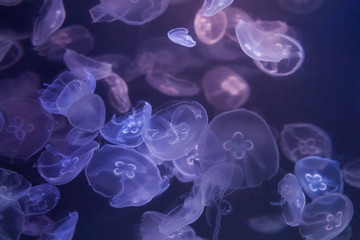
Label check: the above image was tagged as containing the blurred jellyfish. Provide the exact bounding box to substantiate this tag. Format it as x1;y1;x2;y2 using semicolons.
39;211;79;240
300;193;353;240
202;66;250;110
295;156;343;200
146;71;200;96
342;159;360;188
168;28;196;48
90;0;170;25
201;0;234;17
0;0;23;6
32;0;66;46
143;100;208;160
278;0;324;14
23;215;54;236
280;123;332;162
85;144;169;208
0;40;23;71
248;213;287;234
0;195;25;240
34;25;94;61
0;40;11;61
0;98;54;160
0;168;31;200
95;53;131;77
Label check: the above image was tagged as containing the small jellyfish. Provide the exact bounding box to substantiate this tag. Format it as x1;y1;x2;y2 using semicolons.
18;184;60;216
39;211;79;240
85;144;169;208
280;123;332;162
295;156;343;200
37;140;99;185
278;0;324;14
32;0;66;46
142;100;208;160
0;98;54;160
168;28;196;48
342;159;360;188
201;0;234;17
0;195;25;240
278;173;306;226
100;101;152;147
202;66;250;110
300;193;353;240
0;168;31;200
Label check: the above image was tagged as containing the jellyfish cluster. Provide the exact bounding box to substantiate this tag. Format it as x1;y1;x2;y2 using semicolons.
0;0;359;240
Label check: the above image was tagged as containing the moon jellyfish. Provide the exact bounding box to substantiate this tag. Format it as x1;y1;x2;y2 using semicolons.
248;213;287;234
146;72;200;96
143;100;208;160
0;168;31;200
0;40;23;71
202;66;250;110
199;109;279;188
168;28;196;48
295;156;343;200
18;183;60;216
32;0;66;46
39;211;79;240
253;34;305;76
278;0;324;14
37;139;99;185
278;173;306;226
201;0;234;17
90;0;170;25
63;49;112;80
85;144;169;208
34;25;94;61
0;98;54;160
342;159;360;188
100;101;151;147
0;195;25;240
194;9;228;45
23;215;54;236
66;127;99;146
280;123;332;162
0;0;23;6
235;20;284;62
300;193;353;240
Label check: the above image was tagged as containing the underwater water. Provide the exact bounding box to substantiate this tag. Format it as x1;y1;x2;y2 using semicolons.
0;0;360;239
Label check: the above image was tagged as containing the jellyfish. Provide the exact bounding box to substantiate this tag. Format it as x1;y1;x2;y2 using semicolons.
0;40;11;61
277;173;306;226
0;168;31;200
198;108;279;189
39;211;79;240
342;159;360;188
142;100;208;160
168;28;196;48
100;101;152;147
300;193;353;240
202;66;250;110
280;123;332;162
278;0;324;14
90;0;170;25
295;156;343;200
18;183;60;216
0;195;25;240
0;40;23;71
32;0;66;46
0;98;54;160
37;139;99;185
85;144;169;208
201;0;234;17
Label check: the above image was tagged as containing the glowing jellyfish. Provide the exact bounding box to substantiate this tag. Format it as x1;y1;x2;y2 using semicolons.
85;144;169;208
90;0;170;25
194;9;228;45
300;193;353;240
168;28;196;48
202;66;250;110
143;100;208;160
342;159;360;188
37;139;99;185
280;123;332;162
295;156;343;200
201;0;234;17
0;98;54;160
0;168;31;200
34;25;94;61
198;108;279;188
278;173;306;226
146;72;200;97
32;0;66;46
39;211;79;240
18;183;60;216
278;0;324;14
0;195;25;240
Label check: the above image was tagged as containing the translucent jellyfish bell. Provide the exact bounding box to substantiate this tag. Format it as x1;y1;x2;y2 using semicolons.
194;9;228;45
39;211;79;240
0;168;31;200
168;28;196;48
85;144;169;208
202;66;250;110
201;0;234;17
142;101;208;160
342;159;360;188
300;193;353;240
295;156;343;200
198;108;279;188
0;195;25;240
